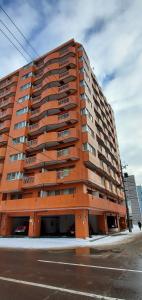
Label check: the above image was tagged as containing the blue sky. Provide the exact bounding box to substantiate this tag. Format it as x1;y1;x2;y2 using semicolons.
0;0;142;183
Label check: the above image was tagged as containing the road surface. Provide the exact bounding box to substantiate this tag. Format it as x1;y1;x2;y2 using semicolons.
0;234;142;299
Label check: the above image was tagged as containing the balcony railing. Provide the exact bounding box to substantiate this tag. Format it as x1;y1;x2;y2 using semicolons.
23;176;34;184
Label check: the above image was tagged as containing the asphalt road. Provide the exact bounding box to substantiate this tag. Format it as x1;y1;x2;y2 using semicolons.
0;234;142;300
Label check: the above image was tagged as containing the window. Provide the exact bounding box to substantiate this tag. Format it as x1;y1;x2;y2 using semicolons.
58;112;69;120
82;143;96;156
57;168;70;179
58;129;69;137
81;93;92;107
14;121;27;129
22;72;33;80
10;153;25;161
7;172;23;181
57;148;69;157
39;188;76;197
20;82;31;91
81;108;93;122
16;107;28;116
17;95;29;103
12;136;26;144
82;124;94;137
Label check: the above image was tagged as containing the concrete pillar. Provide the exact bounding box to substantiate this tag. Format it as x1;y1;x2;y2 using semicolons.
116;214;120;231
119;216;127;230
0;213;12;236
98;214;108;234
75;209;89;239
28;214;41;237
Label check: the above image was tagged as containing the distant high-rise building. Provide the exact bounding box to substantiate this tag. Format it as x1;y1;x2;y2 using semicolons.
0;39;126;238
137;185;142;214
124;174;142;224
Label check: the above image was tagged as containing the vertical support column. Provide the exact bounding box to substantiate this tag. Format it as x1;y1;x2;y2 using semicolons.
75;209;89;239
0;213;12;236
116;214;120;231
98;214;108;234
28;213;41;237
119;216;127;230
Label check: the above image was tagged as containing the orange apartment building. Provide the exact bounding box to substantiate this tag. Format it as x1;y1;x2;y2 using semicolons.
0;39;126;239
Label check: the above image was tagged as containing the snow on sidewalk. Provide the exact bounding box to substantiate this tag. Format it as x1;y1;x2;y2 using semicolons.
0;226;141;250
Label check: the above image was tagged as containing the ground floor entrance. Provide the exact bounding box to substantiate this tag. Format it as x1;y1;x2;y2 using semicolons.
0;210;126;239
40;215;75;237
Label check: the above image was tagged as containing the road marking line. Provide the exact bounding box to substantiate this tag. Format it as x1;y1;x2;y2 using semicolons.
0;276;124;300
38;260;142;274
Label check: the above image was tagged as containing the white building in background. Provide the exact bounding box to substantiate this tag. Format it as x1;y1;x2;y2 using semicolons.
124;174;142;224
137;185;142;214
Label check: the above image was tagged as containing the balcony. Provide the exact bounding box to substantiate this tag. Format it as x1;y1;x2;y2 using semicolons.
0;97;14;109
0;108;13;121
0;75;18;90
59;57;76;68
0;179;22;193
0;134;8;145
23;171;57;188
58;81;77;97
44;48;76;64
41;81;77;100
0;147;6;160
29;96;77;121
43;69;77;86
25;147;79;169
30;96;42;107
0;120;11;133
0;85;16;99
32;83;42;92
26;128;79;151
28;111;78;135
83;151;99;171
23;166;80;189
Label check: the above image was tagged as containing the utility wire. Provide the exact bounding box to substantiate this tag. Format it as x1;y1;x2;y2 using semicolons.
0;4;39;57
0;27;29;63
0;19;33;60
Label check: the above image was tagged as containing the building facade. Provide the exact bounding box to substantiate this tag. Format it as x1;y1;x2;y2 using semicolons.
137;185;142;214
124;174;142;225
0;39;126;238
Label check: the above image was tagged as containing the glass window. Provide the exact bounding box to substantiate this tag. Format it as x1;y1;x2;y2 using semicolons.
7;172;23;181
16;107;28;116
14;121;27;129
17;95;29;103
82;143;96;156
20;82;31;91
12;136;26;144
40;188;76;197
58;129;69;137
22;72;33;80
82;124;94;137
10;153;25;161
57;148;69;157
57;168;70;179
58;112;69;120
81;108;93;122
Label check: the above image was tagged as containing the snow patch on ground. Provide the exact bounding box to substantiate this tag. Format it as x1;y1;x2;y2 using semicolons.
0;226;141;249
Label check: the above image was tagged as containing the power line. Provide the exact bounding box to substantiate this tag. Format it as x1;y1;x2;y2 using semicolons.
0;4;39;57
0;19;33;60
0;27;29;62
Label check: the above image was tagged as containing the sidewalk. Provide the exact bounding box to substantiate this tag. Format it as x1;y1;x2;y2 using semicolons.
0;226;141;250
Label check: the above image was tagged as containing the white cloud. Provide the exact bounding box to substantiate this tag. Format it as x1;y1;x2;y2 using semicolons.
0;0;142;183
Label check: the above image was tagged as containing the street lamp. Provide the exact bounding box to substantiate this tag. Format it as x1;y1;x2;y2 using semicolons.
121;163;132;233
